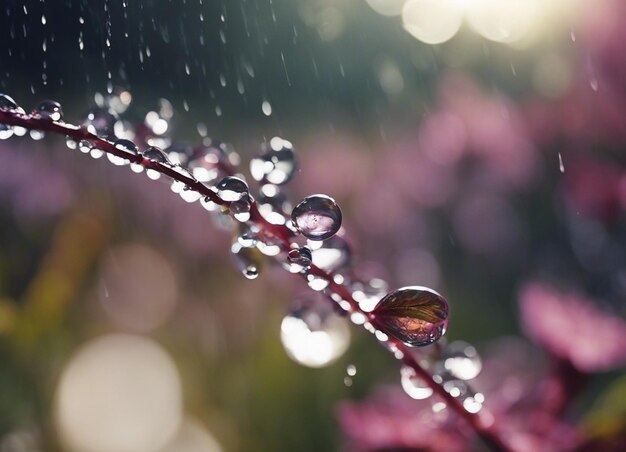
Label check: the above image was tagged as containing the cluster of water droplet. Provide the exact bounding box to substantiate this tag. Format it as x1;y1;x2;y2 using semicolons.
0;91;486;414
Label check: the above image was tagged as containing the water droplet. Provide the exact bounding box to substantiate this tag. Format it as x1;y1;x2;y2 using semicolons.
83;108;118;136
306;273;329;291
0;124;14;140
114;138;139;155
250;137;297;185
310;235;351;272
292;195;342;241
230;195;252;222
400;366;433;400
287;246;312;272
558;153;565;173
79;140;92;153
373;286;448;347
0;93;25;114
257;185;291;225
346;364;357;376
216;176;249;202
437;341;482;381
187;141;230;183
143;146;171;164
261;100;272;116
462;392;485;413
280;297;350;368
231;242;263;280
33;100;63;121
352;278;388;312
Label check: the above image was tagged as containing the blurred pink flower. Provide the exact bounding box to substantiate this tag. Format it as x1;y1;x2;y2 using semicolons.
519;282;626;372
339;338;583;452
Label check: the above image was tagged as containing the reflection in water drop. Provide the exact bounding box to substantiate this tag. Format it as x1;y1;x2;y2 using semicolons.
291;194;342;241
34;99;63;121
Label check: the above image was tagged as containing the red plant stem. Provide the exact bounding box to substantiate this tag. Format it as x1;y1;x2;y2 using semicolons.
0;110;512;452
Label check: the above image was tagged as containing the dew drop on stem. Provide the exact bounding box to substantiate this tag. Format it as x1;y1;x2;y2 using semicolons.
291;194;342;241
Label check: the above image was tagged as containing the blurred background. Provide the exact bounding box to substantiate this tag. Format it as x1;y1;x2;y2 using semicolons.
0;0;625;450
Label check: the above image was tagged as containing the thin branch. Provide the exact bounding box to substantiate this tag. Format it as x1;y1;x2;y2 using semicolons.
0;108;512;452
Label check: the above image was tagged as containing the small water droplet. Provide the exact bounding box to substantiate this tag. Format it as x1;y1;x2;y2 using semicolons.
0;124;14;140
352;278;387;312
400;366;433;400
83;108;118;136
292;194;342;241
373;286;448;347
558;153;565;173
230;195;252;222
437;341;482;380
0;94;24;114
306;272;330;291
250;137;297;185
143;146;171;164
280;297;350;368
287;246;312;272
261;100;272;116
216;176;249;202
231;242;263;280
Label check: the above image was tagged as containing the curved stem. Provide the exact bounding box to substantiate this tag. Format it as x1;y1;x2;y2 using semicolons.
0;109;512;452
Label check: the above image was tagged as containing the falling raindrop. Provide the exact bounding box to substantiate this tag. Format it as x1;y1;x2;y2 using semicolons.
373;286;448;347
280;297;350;368
558;153;565;173
249;137;297;185
400;366;433;400
292;194;342;241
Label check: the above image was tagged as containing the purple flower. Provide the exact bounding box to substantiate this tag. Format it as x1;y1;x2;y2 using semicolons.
519;282;626;372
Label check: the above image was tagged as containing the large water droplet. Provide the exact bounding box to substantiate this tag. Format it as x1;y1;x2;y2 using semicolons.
400;366;433;400
0;93;25;114
291;195;342;241
437;341;482;380
373;286;448;347
280;297;350;368
216;176;249;202
250;137;297;185
34;99;63;121
231;242;263;280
